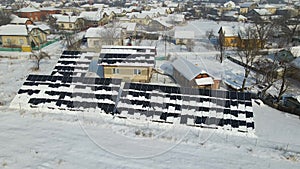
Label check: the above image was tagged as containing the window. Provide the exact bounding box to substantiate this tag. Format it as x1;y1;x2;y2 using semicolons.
7;38;11;44
19;39;24;45
94;40;100;46
112;68;119;74
69;24;72;28
231;39;237;44
134;69;141;75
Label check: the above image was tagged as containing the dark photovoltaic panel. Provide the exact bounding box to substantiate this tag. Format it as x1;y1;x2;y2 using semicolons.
14;73;122;114
12;49;255;134
116;82;254;133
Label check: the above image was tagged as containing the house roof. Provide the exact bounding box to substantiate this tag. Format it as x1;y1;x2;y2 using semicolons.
290;46;300;58
17;7;40;13
174;31;195;39
10;17;31;24
218;26;239;37
239;2;256;8
172;57;203;81
120;22;137;32
252;9;272;16
224;1;236;8
51;14;79;23
0;24;28;36
79;11;102;21
195;77;214;86
40;7;61;11
85;27;122;38
99;46;156;67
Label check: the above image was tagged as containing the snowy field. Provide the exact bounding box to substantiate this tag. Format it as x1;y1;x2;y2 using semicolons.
0;20;300;168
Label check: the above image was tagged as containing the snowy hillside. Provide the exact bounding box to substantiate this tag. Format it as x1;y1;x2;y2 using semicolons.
0;21;300;168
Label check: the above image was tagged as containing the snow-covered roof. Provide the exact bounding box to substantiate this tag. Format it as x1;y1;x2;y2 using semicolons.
34;24;50;31
40;7;60;11
252;9;272;16
0;24;28;36
224;1;236;8
172;57;203;81
291;57;300;69
85;27;122;38
258;4;276;9
174;31;195;39
120;22;137;32
219;26;239;37
152;17;173;28
10;17;31;24
17;7;40;13
195;77;214;86
79;11;102;21
290;46;300;58
127;12;151;19
239;2;256;8
51;14;80;23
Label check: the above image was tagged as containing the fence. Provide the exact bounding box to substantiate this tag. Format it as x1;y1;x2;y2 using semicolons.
0;47;22;52
0;39;60;52
32;38;60;51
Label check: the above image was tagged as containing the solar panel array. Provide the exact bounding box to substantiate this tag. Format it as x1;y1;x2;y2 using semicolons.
10;50;255;134
51;51;94;77
116;83;254;133
98;53;155;67
11;74;122;114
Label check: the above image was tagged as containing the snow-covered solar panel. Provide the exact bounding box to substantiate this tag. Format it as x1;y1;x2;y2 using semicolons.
11;74;122;115
116;83;255;133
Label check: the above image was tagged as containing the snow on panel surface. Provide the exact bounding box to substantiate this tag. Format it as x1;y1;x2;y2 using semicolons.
116;82;255;133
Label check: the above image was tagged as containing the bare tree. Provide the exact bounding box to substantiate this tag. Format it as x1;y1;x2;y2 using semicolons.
276;64;289;102
273;13;300;47
237;27;260;92
47;16;58;33
252;16;274;49
0;11;12;26
100;22;122;45
30;51;50;70
218;31;225;63
254;57;278;98
185;40;195;52
59;31;76;48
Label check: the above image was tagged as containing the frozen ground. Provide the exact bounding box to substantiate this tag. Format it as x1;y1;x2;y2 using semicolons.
0;20;300;168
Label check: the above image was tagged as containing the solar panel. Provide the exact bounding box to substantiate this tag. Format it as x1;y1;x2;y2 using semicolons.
230;91;237;100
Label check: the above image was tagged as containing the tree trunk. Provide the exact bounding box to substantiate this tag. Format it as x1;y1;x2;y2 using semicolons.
277;67;287;102
241;69;250;92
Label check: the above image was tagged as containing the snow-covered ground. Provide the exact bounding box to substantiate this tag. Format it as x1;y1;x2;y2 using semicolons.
0;102;300;168
1;20;300;168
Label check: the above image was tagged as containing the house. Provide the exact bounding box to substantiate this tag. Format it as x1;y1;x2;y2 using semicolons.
85;27;124;49
239;2;258;14
223;1;236;10
258;4;277;14
218;26;263;49
171;57;220;89
98;45;156;83
51;14;85;31
127;12;153;25
15;7;41;21
79;11;106;27
218;26;239;47
174;30;195;45
39;7;61;20
15;6;61;21
0;24;47;50
120;22;137;39
247;9;272;21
